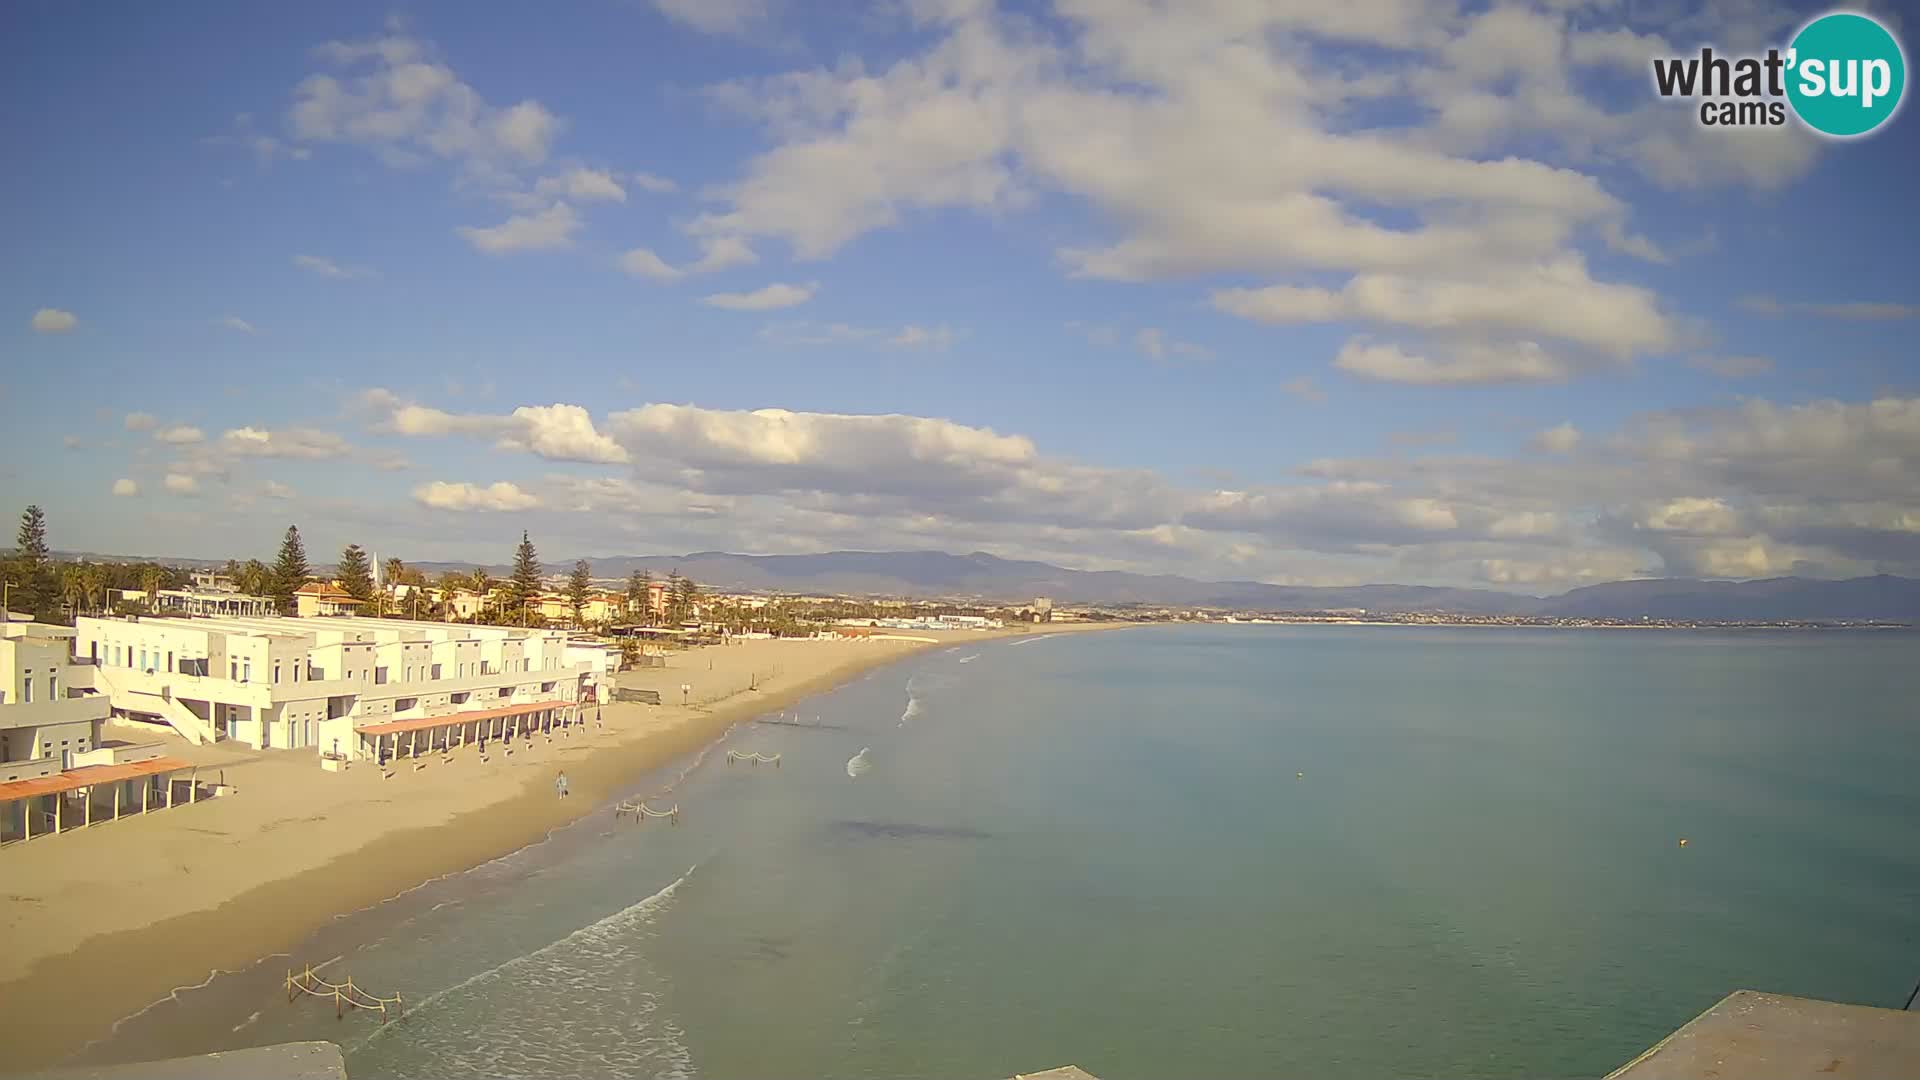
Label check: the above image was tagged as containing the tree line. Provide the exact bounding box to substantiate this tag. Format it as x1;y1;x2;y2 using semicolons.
3;505;706;631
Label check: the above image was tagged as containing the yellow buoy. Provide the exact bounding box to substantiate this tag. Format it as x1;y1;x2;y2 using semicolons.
1678;838;1689;847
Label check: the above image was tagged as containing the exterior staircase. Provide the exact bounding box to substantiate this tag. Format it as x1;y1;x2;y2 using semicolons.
89;664;219;746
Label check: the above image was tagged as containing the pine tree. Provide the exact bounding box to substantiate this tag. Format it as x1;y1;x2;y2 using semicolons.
674;574;700;626
272;525;309;614
338;544;374;602
10;505;52;616
508;531;542;622
567;559;593;626
627;568;654;625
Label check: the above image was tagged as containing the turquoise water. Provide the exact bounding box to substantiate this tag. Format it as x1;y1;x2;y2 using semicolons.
95;627;1920;1079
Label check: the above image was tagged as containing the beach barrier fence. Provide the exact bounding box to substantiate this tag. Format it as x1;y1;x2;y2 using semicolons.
286;964;403;1022
725;750;782;766
614;800;680;824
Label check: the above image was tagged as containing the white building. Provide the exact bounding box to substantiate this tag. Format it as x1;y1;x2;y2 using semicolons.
1;621;109;778
75;614;592;761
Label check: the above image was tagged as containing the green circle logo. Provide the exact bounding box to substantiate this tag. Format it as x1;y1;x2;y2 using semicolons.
1786;11;1906;137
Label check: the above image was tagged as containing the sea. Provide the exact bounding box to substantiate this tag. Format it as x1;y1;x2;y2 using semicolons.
82;625;1920;1079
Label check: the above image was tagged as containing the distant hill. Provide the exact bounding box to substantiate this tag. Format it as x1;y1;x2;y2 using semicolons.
38;546;1918;621
408;549;1916;621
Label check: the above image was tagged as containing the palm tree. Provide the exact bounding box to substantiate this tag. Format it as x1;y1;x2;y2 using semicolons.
78;563;104;614
60;564;85;618
237;559;270;597
139;566;164;612
470;569;493;618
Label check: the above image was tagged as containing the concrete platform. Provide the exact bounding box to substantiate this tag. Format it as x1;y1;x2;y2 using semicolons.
1009;1070;1100;1080
18;1042;346;1080
1607;990;1920;1079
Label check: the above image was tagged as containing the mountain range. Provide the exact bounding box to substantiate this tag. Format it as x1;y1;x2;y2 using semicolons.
420;549;1920;622
35;547;1920;621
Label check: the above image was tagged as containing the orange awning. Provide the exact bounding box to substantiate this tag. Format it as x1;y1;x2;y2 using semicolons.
355;699;576;737
0;756;192;802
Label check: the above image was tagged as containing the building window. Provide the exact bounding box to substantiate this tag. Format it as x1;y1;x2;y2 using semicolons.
242;660;251;683
168;651;174;672
49;673;57;699
274;662;281;684
230;661;238;680
22;679;32;704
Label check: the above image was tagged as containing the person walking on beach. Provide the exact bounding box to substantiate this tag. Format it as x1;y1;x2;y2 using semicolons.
555;771;570;800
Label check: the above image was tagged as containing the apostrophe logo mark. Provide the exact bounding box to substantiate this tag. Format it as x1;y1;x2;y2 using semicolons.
1785;11;1906;138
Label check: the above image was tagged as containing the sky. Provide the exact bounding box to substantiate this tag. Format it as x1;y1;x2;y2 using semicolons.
3;0;1917;592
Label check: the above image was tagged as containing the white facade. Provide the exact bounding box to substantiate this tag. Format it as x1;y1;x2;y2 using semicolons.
75;614;590;756
1;622;110;781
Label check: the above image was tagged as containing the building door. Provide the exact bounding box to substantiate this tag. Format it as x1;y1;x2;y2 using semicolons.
60;749;72;771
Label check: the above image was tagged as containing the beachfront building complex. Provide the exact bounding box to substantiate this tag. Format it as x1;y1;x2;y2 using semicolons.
74;614;594;759
2;618;192;844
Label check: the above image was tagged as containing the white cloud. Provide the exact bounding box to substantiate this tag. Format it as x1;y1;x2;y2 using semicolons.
1212;257;1671;358
293;254;373;279
619;248;685;282
651;0;768;35
264;481;295;499
123;412;157;432
413;480;542;512
1333;340;1572;386
1533;422;1582;454
219;316;257;334
155;425;206;445
163;473;200;495
64;435;84;450
889;324;955;350
533;167;626;203
496;404;630;465
702;282;814;311
291;30;562;172
756;321;954;350
1281;376;1327;404
690;235;758;273
458;203;581;254
621;236;759;282
219;426;353;459
761;322;880;346
1136;328;1211;362
31;308;77;334
630;172;677;194
347;389;1920;584
112;478;139;497
360;390;627;464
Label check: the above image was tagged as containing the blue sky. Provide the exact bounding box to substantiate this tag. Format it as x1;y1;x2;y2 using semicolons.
4;0;1917;590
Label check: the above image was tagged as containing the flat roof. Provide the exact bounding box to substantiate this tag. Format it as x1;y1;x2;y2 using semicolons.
354;698;577;737
1606;990;1920;1079
0;756;192;802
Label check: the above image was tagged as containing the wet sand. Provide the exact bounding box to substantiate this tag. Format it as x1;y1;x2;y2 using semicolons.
0;625;1120;1072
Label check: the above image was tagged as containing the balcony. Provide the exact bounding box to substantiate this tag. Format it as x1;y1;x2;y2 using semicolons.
0;695;109;732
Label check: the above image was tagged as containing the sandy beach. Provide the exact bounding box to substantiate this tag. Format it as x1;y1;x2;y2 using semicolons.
0;624;1119;1071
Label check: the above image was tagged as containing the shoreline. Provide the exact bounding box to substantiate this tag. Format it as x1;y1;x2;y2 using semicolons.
0;623;1124;1073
